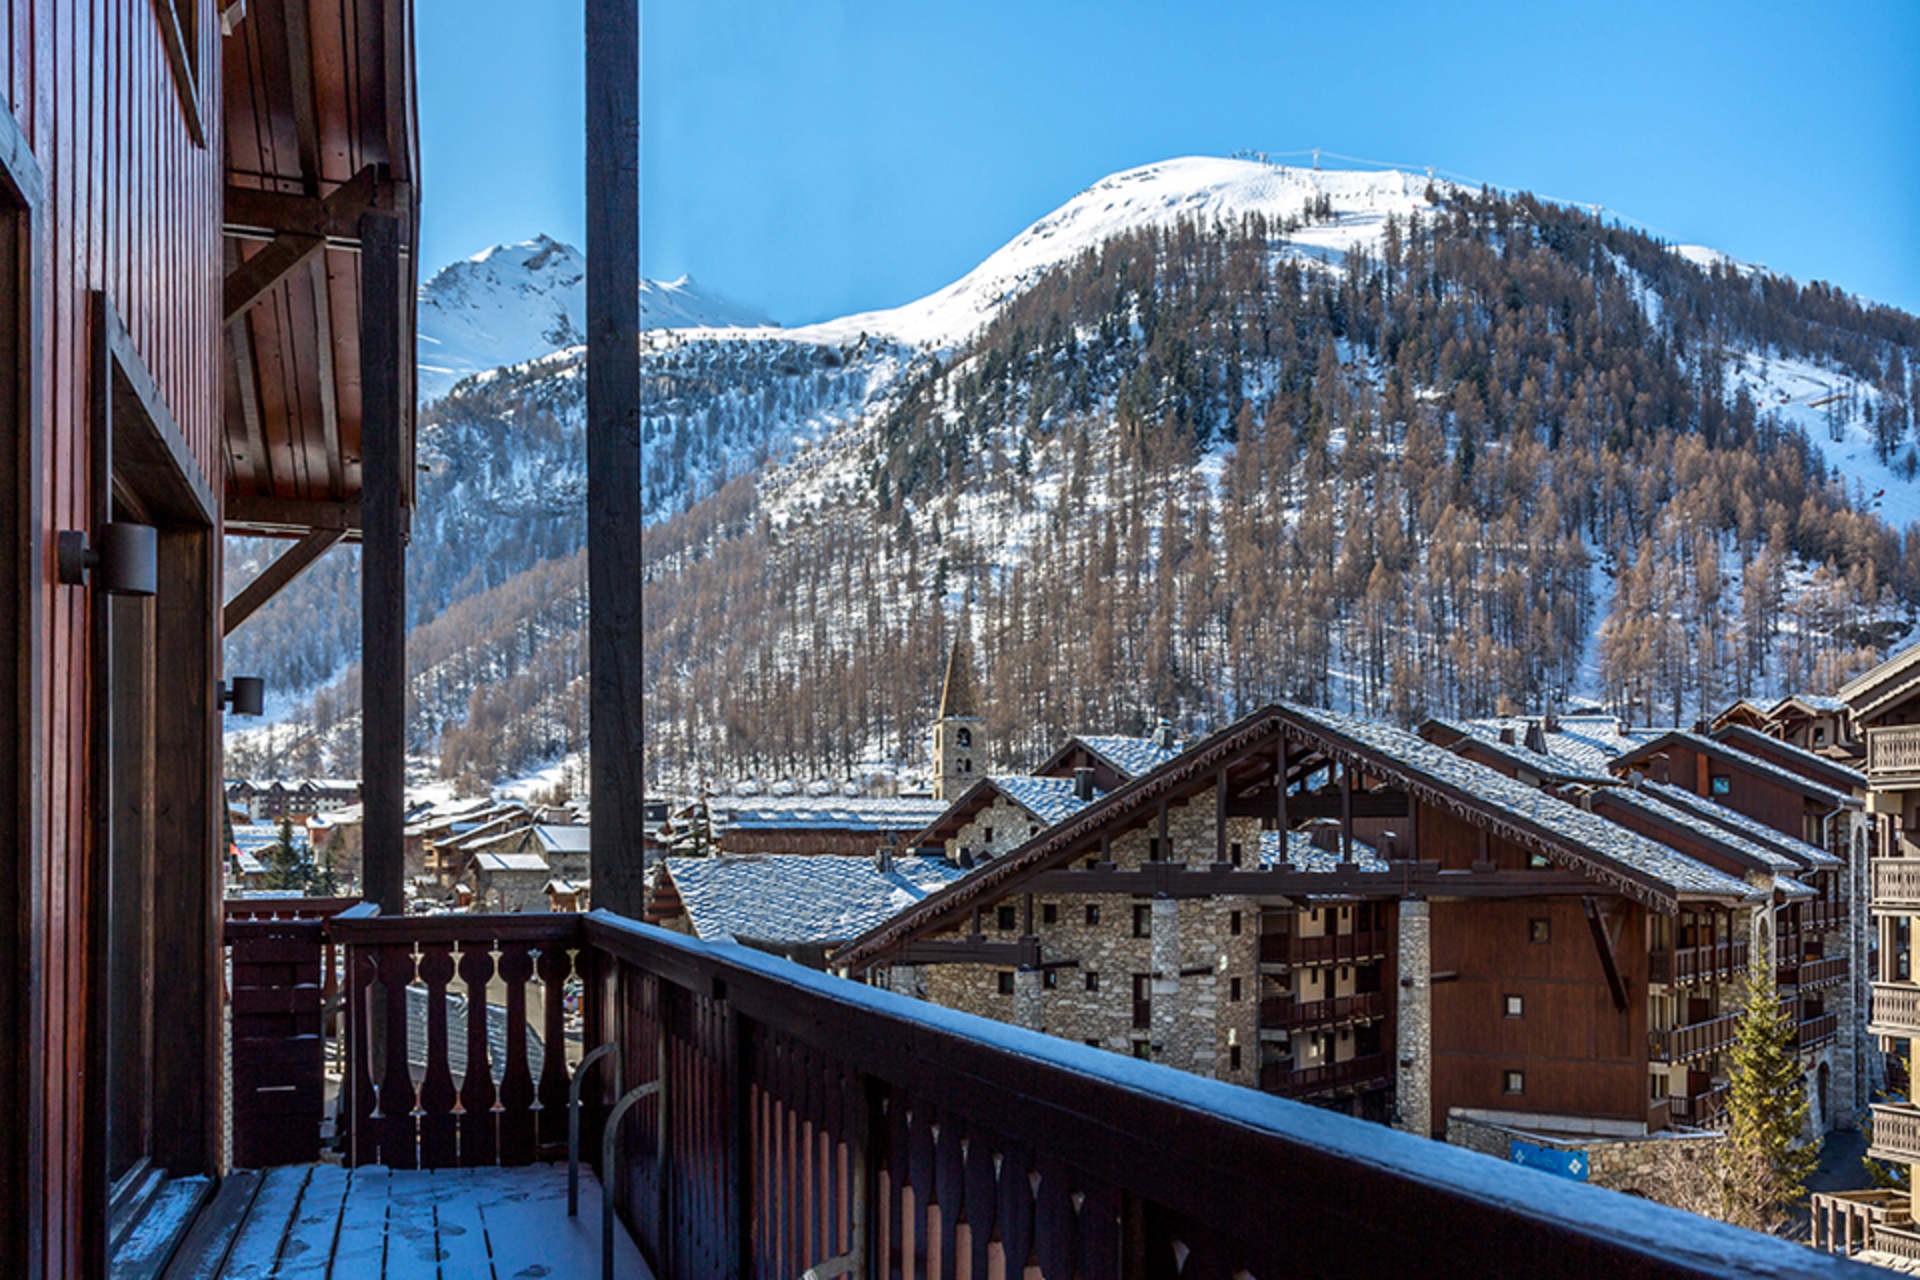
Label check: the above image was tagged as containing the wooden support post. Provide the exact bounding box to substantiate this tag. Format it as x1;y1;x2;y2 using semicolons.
221;527;344;635
1156;800;1169;862
1583;896;1630;1013
586;0;646;915
359;212;406;916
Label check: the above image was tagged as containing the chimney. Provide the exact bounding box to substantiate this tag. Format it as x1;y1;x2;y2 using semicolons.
875;847;893;873
1523;721;1547;755
1308;820;1341;852
1074;767;1096;802
1498;726;1516;746
1153;718;1177;749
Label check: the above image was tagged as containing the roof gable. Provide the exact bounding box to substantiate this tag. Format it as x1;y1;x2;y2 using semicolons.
1612;732;1857;810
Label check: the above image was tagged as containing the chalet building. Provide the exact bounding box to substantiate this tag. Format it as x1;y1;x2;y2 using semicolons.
712;796;948;856
468;849;554;912
645;852;970;967
518;821;594;882
224;776;360;822
1763;693;1862;762
836;702;1766;1171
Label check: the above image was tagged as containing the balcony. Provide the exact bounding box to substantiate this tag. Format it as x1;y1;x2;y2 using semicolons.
1798;1012;1840;1051
1810;1189;1912;1257
1259;990;1387;1030
1874;981;1920;1037
1669;939;1749;985
1875;858;1920;910
1799;956;1848;990
1258;1052;1394;1098
1868;725;1920;787
1258;928;1389;967
1804;899;1847;933
1648;1013;1739;1062
1667;1082;1730;1127
1871;1103;1920;1166
213;905;1866;1279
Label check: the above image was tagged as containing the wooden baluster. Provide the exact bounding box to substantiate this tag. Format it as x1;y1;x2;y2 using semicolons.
458;943;498;1166
1078;1177;1121;1280
536;942;573;1152
886;1087;911;1280
963;1124;999;1280
579;943;606;1164
823;1056;848;1261
416;942;458;1168
497;940;538;1164
1033;1154;1075;1280
997;1144;1036;1279
933;1107;965;1279
346;943;380;1167
907;1099;937;1278
378;944;420;1168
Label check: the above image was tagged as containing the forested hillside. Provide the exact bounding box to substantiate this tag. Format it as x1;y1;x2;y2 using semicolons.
225;161;1920;793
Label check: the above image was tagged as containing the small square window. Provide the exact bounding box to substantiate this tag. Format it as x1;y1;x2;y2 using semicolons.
1085;1038;1100;1048
1529;918;1550;944
1230;910;1243;936
996;972;1014;995
1085;857;1099;869
1504;995;1523;1018
1229;1045;1242;1071
1133;905;1153;938
1229;841;1244;866
1042;903;1058;925
1230;977;1242;1002
1148;838;1162;861
1085;972;1101;992
997;905;1017;931
1527;853;1550;869
1043;970;1058;990
1710;775;1731;796
1085;904;1101;926
1504;1070;1525;1095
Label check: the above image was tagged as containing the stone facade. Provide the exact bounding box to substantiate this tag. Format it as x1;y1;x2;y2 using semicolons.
1396;898;1432;1136
932;714;983;803
1446;1110;1726;1199
950;796;1045;865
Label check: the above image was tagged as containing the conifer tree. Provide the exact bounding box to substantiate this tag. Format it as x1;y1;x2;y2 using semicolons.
1721;957;1820;1230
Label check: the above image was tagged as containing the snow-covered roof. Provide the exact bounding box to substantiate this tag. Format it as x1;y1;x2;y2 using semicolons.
1462;713;1664;777
1286;705;1759;903
1426;718;1614;783
1615;731;1857;810
1258;828;1391;875
991;775;1106;826
1712;723;1865;792
231;851;267;876
472;851;550;874
716;797;946;831
1596;787;1797;873
1074;734;1183;779
664;854;972;945
531;824;592;854
1634;780;1840;869
1772;693;1849;715
1774;875;1816;901
231;823;309;853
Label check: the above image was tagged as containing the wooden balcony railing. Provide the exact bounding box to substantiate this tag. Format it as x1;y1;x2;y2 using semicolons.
226;905;1867;1278
1799;956;1848;990
1876;858;1920;909
1667;1082;1730;1127
1873;982;1920;1037
1872;1104;1920;1166
1810;1189;1911;1256
1258;928;1389;967
1258;1052;1393;1097
221;896;361;1167
1798;1012;1840;1051
1670;939;1749;985
1258;990;1386;1030
1648;1012;1739;1062
1868;725;1920;783
1804;899;1847;932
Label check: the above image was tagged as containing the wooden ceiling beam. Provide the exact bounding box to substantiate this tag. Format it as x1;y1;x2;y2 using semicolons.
224;494;362;539
222;167;386;319
223;527;346;635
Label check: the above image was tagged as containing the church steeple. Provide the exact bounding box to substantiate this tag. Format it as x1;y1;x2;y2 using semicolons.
932;620;984;801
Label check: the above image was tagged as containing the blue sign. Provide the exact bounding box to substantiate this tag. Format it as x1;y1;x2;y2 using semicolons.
1509;1138;1589;1181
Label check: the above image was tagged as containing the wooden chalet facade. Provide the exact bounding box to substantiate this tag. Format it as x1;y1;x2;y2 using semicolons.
835;704;1765;1152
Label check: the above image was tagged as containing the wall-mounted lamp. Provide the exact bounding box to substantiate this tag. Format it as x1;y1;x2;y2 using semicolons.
219;677;266;717
56;522;157;596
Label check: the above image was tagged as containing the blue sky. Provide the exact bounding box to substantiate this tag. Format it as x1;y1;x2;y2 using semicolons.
419;0;1920;323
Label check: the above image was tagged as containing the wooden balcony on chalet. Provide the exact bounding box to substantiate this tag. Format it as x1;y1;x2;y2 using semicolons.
1799;955;1849;990
1647;1012;1739;1063
1871;1103;1920;1167
1873;981;1920;1038
1874;857;1920;910
1810;1188;1912;1260
1257;928;1389;968
1257;1052;1393;1098
1805;898;1847;933
1798;1011;1840;1051
1868;725;1920;787
209;904;1869;1279
1667;1082;1730;1128
1665;938;1749;985
1258;990;1386;1030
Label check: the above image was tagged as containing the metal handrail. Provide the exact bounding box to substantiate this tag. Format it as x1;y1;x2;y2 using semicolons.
569;1042;623;1217
603;1079;662;1280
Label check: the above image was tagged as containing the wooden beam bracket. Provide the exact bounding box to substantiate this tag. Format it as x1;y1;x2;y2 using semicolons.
222;528;345;635
1583;895;1631;1012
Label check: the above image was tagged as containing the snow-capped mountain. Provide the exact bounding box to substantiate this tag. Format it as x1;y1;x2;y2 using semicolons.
227;157;1920;793
415;234;773;402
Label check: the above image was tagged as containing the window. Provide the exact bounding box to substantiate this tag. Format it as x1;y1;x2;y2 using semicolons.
1504;995;1524;1018
996;972;1014;995
1529;918;1550;944
1230;910;1242;936
1085;1039;1100;1048
1084;857;1098;869
962;759;973;774
1133;905;1152;938
996;905;1017;931
1043;970;1058;990
1229;1045;1242;1071
1132;975;1152;1028
956;728;971;748
1710;774;1731;796
983;827;994;843
1132;1041;1151;1060
1085;904;1101;926
1147;838;1161;861
1229;841;1243;866
1504;1070;1525;1095
1085;972;1100;992
1230;977;1242;1002
1527;853;1549;869
1041;902;1058;925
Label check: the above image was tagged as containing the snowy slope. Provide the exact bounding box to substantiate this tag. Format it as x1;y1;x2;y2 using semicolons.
415;235;773;402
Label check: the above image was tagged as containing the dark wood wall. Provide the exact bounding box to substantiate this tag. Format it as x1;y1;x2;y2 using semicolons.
4;3;223;1275
1430;896;1650;1133
1660;743;1817;844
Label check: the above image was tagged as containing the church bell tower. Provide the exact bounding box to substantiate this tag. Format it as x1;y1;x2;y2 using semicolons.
932;626;984;801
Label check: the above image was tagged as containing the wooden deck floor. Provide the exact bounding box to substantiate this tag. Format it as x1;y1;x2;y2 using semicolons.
161;1162;652;1279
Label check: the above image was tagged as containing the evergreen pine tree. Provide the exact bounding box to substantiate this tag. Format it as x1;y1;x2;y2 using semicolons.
1721;957;1820;1230
264;816;306;891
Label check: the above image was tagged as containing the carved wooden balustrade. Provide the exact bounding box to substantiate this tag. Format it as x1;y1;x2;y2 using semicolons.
229;905;1871;1278
1256;928;1388;967
1876;857;1920;908
1259;990;1386;1030
1868;725;1920;783
1647;1012;1740;1063
1670;938;1748;985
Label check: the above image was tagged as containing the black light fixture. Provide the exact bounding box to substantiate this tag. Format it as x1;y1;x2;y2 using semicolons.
219;677;266;717
56;522;158;596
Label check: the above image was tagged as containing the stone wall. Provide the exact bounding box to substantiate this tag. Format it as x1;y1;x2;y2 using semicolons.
1397;899;1431;1136
1446;1110;1726;1198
